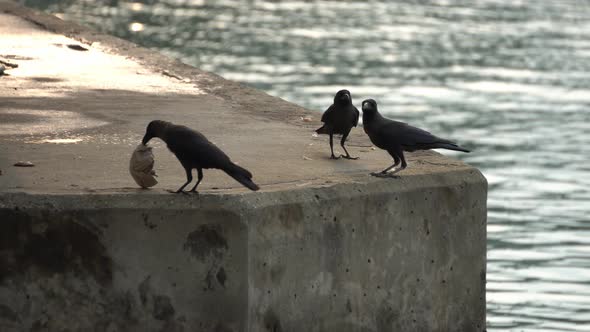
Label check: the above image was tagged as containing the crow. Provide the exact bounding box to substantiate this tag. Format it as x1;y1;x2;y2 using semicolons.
142;120;259;193
361;99;470;177
316;89;360;159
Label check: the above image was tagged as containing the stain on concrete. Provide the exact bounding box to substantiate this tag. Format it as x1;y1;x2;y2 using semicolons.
263;309;282;332
138;275;151;306
216;267;227;288
0;210;112;286
423;218;430;236
29;76;63;83
142;213;157;230
183;224;228;261
137;276;177;323
323;221;344;271
153;295;175;321
376;302;398;332
278;204;304;230
158;319;185;332
37;288;141;332
108;291;138;326
204;267;215;291
346;299;353;313
31;318;47;331
214;322;234;332
0;304;20;323
270;264;285;284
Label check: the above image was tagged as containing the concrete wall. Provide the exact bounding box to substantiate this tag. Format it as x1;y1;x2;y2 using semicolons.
0;170;486;332
0;195;249;332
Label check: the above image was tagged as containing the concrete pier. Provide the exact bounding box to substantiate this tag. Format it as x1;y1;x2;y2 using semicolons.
0;2;487;331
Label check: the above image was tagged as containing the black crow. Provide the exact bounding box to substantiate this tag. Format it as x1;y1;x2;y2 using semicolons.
361;99;470;177
142;120;259;193
316;89;360;159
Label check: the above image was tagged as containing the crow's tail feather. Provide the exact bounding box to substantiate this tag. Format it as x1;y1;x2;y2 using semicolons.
315;125;328;135
224;162;260;191
434;142;470;153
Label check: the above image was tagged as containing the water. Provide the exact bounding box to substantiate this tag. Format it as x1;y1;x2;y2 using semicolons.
22;0;590;330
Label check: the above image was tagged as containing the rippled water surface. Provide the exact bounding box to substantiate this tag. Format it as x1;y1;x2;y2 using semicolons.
23;0;590;330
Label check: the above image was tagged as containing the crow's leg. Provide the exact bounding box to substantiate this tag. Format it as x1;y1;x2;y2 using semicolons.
371;149;403;178
340;131;358;160
189;168;204;193
371;161;399;178
173;167;193;193
329;133;340;159
385;150;407;176
382;151;401;172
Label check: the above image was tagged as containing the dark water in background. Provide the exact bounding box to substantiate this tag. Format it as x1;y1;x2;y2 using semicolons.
22;0;590;330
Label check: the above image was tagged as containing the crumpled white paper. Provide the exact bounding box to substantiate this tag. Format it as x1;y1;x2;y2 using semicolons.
129;144;158;188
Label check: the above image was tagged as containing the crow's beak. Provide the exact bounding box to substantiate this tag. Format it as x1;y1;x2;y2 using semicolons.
342;94;350;101
142;134;152;145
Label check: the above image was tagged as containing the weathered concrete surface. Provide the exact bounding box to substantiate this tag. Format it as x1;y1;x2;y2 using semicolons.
0;174;486;332
0;2;487;331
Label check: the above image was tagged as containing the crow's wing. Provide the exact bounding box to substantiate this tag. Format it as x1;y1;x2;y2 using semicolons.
382;121;457;151
395;122;438;144
352;106;360;127
165;126;231;168
320;104;335;123
374;120;434;147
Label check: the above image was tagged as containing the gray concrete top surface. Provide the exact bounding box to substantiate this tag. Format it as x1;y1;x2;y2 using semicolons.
0;1;480;196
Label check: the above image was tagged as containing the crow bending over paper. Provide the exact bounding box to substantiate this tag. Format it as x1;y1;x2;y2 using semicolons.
142;120;259;193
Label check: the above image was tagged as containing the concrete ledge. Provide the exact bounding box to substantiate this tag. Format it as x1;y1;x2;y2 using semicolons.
0;2;487;331
1;170;486;332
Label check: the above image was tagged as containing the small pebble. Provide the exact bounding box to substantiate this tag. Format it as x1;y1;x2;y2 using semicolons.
302;156;313;161
302;116;313;122
67;44;88;51
14;161;35;167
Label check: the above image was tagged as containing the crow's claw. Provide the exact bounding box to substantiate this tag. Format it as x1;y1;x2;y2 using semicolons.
370;172;400;179
168;189;189;194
